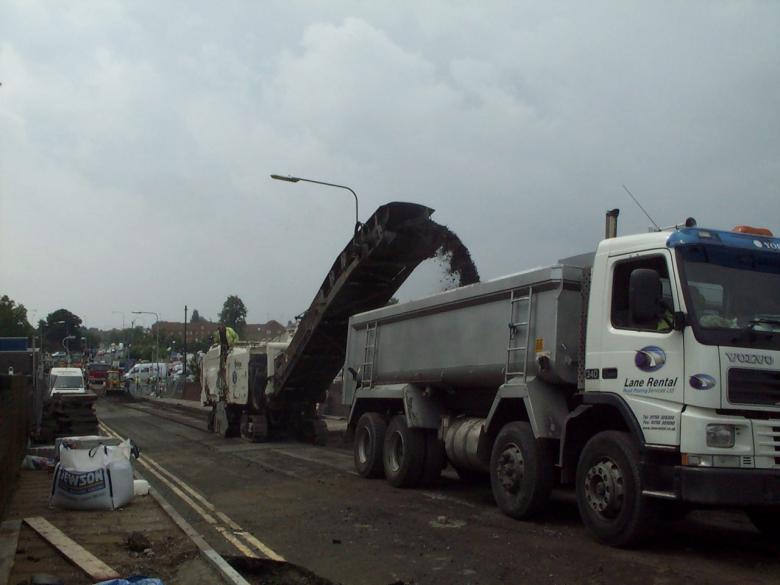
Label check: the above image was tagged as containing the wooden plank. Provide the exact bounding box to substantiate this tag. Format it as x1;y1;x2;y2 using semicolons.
23;516;119;581
0;520;22;585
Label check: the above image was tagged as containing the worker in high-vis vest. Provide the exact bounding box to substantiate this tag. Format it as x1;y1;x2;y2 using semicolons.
216;326;239;347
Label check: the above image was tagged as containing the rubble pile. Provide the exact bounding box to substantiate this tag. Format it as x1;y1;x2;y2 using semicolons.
39;394;99;442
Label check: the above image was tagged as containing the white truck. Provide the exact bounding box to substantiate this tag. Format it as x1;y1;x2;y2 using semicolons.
342;212;780;545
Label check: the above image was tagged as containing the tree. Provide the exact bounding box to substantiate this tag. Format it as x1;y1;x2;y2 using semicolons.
190;309;201;323
44;308;83;353
0;295;34;338
219;295;247;334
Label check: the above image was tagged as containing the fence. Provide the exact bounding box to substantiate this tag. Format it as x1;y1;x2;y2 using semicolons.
0;374;33;517
126;376;201;402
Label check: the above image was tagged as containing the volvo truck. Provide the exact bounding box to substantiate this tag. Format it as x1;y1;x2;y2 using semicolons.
342;213;780;545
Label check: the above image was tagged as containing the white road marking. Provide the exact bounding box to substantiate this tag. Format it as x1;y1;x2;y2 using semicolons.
99;422;285;561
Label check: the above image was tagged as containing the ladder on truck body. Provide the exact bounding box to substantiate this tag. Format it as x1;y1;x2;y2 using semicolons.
505;287;533;383
361;322;378;388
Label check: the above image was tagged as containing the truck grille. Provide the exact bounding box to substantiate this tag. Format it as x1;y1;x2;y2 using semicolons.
752;420;780;469
728;368;780;406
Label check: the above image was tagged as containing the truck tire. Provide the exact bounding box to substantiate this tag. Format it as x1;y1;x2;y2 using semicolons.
490;421;554;519
576;430;656;547
354;412;387;478
746;507;780;537
421;431;445;485
383;415;426;488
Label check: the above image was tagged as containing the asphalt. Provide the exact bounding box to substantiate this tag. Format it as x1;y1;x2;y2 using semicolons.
96;398;780;585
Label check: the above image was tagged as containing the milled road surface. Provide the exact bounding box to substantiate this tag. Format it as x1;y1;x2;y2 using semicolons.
97;399;780;585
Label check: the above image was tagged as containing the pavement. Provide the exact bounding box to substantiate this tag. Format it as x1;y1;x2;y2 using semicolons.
4;467;227;584
95;397;780;585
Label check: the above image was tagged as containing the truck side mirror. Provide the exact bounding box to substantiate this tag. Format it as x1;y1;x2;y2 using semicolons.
629;268;661;326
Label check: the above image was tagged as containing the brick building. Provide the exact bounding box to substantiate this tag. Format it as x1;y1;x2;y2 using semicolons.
152;320;286;344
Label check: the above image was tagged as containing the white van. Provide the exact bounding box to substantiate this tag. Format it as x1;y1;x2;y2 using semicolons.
123;362;168;384
49;367;87;396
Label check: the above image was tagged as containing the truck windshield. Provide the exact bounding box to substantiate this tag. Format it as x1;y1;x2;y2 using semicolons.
678;244;780;350
51;375;84;389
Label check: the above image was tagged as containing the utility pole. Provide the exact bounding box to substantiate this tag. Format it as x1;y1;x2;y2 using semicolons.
183;305;188;376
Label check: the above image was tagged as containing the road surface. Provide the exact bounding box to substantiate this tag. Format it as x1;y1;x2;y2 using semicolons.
97;398;780;585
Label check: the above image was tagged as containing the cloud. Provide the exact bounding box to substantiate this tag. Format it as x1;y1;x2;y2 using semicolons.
1;3;779;328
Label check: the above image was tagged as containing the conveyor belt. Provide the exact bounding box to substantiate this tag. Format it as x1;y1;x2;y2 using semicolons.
269;202;441;408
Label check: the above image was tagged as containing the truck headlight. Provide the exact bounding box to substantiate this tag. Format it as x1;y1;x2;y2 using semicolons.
706;424;735;448
682;454;741;468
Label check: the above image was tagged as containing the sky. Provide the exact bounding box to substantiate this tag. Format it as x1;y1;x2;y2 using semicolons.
1;1;779;330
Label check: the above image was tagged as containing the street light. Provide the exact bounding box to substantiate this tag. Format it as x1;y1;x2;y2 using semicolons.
62;335;76;366
112;310;126;330
270;174;361;234
112;310;127;359
132;311;160;380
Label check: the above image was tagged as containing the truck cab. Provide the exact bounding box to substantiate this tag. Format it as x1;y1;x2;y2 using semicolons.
576;225;780;541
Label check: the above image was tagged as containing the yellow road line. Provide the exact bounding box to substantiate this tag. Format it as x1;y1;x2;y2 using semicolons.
99;422;284;561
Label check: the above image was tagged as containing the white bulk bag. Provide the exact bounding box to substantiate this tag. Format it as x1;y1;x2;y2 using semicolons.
50;440;135;511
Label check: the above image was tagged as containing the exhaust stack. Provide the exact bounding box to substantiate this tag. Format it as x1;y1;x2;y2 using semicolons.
605;209;620;239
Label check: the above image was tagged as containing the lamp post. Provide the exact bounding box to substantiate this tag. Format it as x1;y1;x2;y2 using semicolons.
62;335;76;366
112;310;126;360
112;310;126;330
270;174;361;234
132;311;160;380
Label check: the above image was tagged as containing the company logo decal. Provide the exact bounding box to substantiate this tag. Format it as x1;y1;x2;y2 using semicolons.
635;346;666;372
58;469;107;495
725;352;774;366
753;239;780;251
689;374;716;390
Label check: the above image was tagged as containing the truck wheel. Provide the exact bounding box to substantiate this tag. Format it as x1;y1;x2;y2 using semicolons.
576;431;655;547
746;507;780;537
490;421;554;519
354;413;386;478
383;415;426;488
421;431;445;486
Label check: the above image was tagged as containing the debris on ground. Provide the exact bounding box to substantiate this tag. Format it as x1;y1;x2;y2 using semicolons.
94;578;164;585
127;532;151;553
21;455;54;470
38;394;99;443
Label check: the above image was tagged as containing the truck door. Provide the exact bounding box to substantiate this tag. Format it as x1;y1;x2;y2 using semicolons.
595;250;685;446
